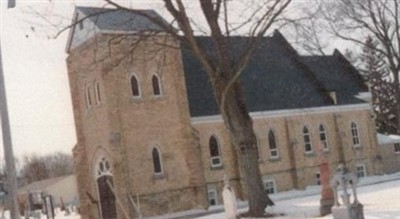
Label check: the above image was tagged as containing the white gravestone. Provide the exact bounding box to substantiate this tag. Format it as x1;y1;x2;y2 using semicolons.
222;175;237;219
330;164;364;219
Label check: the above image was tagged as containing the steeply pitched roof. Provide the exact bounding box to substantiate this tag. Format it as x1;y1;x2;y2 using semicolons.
182;32;341;117
301;50;368;105
76;7;168;32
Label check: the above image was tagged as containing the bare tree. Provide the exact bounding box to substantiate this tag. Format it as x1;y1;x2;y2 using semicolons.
295;0;400;134
20;154;49;185
79;0;292;216
19;152;74;185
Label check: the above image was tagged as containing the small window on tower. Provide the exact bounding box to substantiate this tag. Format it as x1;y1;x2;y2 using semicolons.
85;86;92;109
152;74;162;96
95;81;101;105
130;74;141;98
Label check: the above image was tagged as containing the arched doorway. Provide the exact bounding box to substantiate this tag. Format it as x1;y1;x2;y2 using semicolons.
96;157;117;219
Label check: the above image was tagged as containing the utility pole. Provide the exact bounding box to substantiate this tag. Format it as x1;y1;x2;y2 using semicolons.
0;1;21;218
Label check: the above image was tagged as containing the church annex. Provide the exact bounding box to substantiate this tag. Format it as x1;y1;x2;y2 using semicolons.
65;7;381;219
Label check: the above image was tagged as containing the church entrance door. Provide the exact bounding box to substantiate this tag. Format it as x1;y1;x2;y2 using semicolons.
96;157;117;219
97;175;117;219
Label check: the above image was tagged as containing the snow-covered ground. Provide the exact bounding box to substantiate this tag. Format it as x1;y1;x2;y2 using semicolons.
8;172;400;219
198;172;400;219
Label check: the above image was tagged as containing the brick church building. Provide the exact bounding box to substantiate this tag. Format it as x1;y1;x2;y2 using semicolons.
65;7;381;219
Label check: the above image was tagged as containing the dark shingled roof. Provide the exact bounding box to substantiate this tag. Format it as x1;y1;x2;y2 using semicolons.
181;31;367;117
77;7;168;32
301;50;368;105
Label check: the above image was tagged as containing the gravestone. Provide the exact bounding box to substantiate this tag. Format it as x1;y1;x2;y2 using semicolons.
316;142;334;216
222;175;237;219
330;164;364;219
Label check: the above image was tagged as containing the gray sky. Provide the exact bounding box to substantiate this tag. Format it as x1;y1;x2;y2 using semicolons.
0;0;169;158
1;0;76;158
0;0;349;159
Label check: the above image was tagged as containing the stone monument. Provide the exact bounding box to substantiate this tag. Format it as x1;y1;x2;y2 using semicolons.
330;164;364;219
316;142;334;216
222;175;237;219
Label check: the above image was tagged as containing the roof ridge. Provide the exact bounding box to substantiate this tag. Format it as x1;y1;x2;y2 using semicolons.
333;49;367;90
272;32;334;105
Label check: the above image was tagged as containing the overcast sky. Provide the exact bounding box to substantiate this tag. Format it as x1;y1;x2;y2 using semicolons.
0;0;177;160
0;0;350;161
1;1;76;159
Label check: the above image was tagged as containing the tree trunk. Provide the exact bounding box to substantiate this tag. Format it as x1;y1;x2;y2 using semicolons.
215;80;273;216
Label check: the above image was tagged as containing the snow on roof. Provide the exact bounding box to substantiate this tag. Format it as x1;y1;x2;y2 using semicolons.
377;133;400;145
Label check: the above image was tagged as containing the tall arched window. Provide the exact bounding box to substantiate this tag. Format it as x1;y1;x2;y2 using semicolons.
152;74;162;96
209;135;222;167
303;126;313;153
351;122;360;147
268;130;279;159
95;81;101;105
85;86;92;109
319;124;328;150
152;147;163;175
130;75;140;97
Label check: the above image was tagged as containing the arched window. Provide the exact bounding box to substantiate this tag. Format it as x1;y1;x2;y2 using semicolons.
319;124;328;150
152;74;162;96
85;86;92;109
130;75;140;97
152;147;163;174
96;157;112;178
95;81;101;104
351;122;360;146
268;130;279;159
209;135;222;167
303;126;313;153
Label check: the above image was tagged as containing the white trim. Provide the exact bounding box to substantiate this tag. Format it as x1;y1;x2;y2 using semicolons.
95;81;101;105
351;121;361;147
94;156;113;179
302;125;313;154
319;124;329;151
85;85;92;109
207;184;218;206
191;103;371;124
268;130;280;159
356;164;367;178
263;178;277;194
209;134;222;168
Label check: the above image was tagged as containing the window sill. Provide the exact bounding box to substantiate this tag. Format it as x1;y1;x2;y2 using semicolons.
210;165;223;170
353;145;362;150
269;157;281;162
153;173;165;180
130;97;143;102
151;95;166;101
323;149;330;154
304;152;315;157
